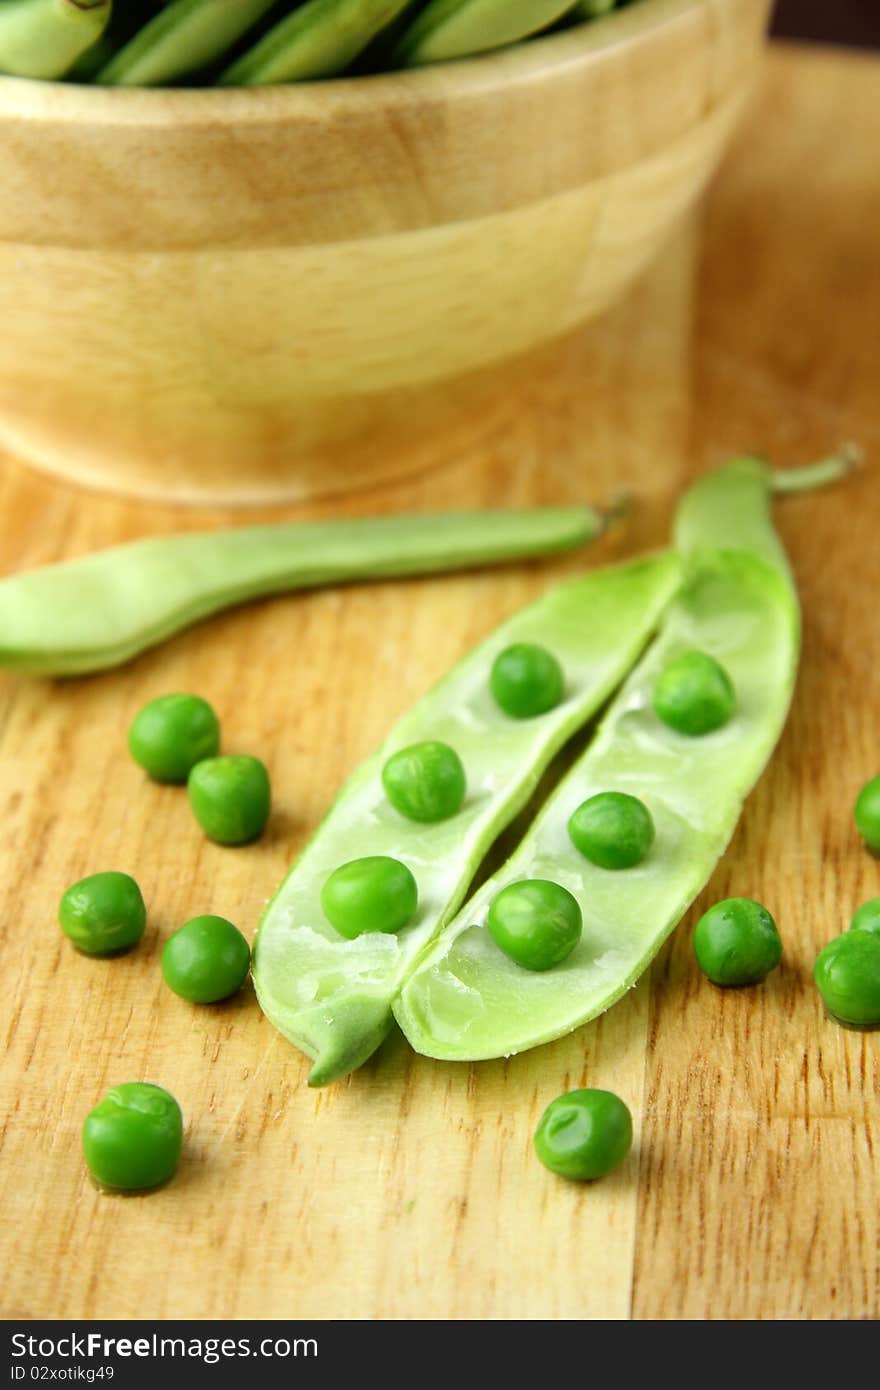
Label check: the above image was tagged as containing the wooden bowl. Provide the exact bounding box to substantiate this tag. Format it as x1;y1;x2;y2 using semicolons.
0;0;771;504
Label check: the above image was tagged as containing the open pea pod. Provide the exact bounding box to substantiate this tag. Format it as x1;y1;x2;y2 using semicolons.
95;0;278;86
0;0;112;79
252;552;682;1084
394;457;848;1060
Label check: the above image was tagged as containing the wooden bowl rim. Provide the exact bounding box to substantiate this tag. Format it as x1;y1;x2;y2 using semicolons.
0;0;715;127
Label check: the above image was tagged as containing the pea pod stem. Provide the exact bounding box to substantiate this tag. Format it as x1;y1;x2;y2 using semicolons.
0;504;611;677
769;444;861;495
0;0;112;79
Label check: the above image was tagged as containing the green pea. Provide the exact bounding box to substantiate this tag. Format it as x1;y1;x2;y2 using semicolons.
568;791;654;870
381;740;466;823
487;879;581;972
82;1082;183;1191
490;643;564;719
534;1088;632;1181
849;897;880;938
652;650;735;736
162;915;250;1004
692;897;781;986
58;871;146;956
321;857;418;940
854;775;880;853
814;932;880;1027
187;755;270;846
128;692;220;784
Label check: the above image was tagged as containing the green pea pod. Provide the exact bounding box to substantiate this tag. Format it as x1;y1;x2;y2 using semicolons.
392;0;581;67
572;0;616;18
0;505;608;676
220;0;417;84
66;1;170;81
252;553;682;1085
95;0;278;86
0;0;112;79
394;455;852;1061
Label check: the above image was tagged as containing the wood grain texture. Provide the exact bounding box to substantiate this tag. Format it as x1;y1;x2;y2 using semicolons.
0;0;770;502
0;43;878;1321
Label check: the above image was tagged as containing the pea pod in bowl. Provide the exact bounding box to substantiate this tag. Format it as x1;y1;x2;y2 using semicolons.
252;551;682;1085
0;0;112;79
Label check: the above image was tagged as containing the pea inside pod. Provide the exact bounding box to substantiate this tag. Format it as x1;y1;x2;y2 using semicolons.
490;643;564;719
487;879;582;971
321;857;419;939
382;741;466;823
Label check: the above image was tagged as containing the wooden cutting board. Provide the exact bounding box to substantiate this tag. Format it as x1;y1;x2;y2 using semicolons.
1;45;877;1321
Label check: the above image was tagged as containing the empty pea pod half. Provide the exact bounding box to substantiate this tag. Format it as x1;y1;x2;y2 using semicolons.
394;455;850;1059
251;552;682;1084
0;504;606;676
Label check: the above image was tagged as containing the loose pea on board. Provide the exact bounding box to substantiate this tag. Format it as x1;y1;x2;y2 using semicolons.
188;755;271;846
850;897;880;937
252;553;683;1085
162;915;251;1004
854;775;880;853
534;1088;633;1181
814;932;880;1027
129;692;220;784
692;898;782;987
82;1083;183;1192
